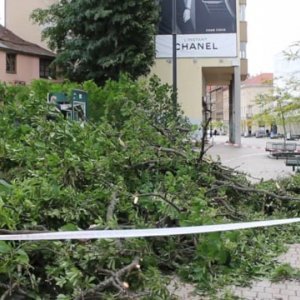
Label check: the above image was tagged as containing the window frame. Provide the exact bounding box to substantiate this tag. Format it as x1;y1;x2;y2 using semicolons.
6;53;17;74
39;58;54;79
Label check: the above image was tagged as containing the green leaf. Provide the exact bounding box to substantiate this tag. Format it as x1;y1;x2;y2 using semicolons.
59;223;78;231
0;179;12;190
57;295;71;300
15;249;30;264
0;241;12;254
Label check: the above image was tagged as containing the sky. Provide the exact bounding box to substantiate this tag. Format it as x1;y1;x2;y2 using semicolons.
247;0;300;76
0;0;4;26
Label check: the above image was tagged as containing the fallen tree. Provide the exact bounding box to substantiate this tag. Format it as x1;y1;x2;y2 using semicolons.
0;77;300;299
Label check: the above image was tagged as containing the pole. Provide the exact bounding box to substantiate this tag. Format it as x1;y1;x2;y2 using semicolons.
210;88;213;138
172;0;177;116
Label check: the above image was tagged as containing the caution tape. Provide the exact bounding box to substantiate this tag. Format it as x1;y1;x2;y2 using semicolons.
1;218;300;241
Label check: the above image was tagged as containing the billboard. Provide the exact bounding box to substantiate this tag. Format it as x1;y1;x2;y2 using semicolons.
156;0;237;58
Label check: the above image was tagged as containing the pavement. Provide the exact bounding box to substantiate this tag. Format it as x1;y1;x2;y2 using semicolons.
207;136;296;182
225;244;300;300
210;137;300;299
169;136;300;299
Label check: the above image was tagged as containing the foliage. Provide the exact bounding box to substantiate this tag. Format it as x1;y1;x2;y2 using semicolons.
31;0;160;85
1;78;300;299
270;263;300;282
253;42;300;137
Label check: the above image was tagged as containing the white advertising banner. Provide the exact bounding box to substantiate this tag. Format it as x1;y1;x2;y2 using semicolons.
156;33;237;58
157;0;238;58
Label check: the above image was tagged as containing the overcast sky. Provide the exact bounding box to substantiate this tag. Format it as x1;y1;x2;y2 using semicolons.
247;0;300;76
0;0;4;26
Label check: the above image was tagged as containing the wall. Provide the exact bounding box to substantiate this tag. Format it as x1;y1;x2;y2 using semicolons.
152;58;205;124
0;51;40;84
5;0;56;49
152;56;238;125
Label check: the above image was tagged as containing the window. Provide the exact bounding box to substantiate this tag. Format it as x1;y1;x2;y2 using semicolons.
240;42;247;59
240;4;246;21
39;58;54;79
6;53;16;74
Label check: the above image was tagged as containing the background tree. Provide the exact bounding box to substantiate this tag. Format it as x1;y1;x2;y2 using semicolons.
254;78;300;141
32;0;160;85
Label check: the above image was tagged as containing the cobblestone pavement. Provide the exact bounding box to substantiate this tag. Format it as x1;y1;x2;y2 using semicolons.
227;244;300;300
168;245;300;299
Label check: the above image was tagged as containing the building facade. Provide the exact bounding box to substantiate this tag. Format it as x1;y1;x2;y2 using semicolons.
2;0;56;49
153;0;248;144
209;86;229;133
0;25;55;84
240;73;273;135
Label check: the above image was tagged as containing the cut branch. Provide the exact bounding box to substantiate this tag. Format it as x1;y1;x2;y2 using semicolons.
76;257;140;300
208;180;300;202
106;191;119;222
138;193;184;212
198;117;211;162
155;147;187;159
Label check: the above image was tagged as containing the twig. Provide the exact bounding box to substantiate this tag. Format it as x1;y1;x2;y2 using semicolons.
155;147;187;159
0;283;17;300
0;229;49;235
208;180;300;202
0;282;29;300
106;192;119;222
138;193;183;212
127;160;160;170
212;197;245;221
198;118;211;162
76;257;140;300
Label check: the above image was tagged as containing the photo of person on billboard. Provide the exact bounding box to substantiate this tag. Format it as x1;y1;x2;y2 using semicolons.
196;0;236;34
158;0;236;35
158;0;196;34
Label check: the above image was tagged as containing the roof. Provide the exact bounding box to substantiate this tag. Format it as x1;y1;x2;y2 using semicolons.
0;25;55;58
242;73;273;86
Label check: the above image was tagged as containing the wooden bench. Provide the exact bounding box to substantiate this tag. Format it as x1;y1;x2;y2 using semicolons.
286;157;300;171
265;142;298;159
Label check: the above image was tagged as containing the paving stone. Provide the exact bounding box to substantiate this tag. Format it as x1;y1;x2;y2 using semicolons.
279;289;296;296
270;282;287;289
272;294;289;300
242;291;257;298
265;287;280;294
251;286;265;292
286;282;300;290
254;292;273;299
256;280;272;288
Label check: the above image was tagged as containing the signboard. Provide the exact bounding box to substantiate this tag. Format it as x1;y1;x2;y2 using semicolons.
156;0;237;58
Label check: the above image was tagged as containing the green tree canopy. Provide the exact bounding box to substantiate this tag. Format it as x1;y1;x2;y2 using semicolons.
32;0;160;84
